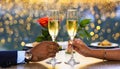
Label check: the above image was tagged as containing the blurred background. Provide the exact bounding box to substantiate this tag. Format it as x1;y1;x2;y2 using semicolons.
0;0;120;50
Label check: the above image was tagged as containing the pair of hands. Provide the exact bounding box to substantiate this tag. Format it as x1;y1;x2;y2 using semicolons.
30;39;89;62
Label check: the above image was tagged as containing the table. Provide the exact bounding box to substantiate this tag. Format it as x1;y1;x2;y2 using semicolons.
1;50;120;69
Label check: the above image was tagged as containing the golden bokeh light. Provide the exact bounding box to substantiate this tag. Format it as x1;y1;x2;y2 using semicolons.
90;32;94;36
21;41;25;46
1;39;6;44
90;23;95;28
111;12;116;18
95;14;99;19
91;36;96;41
94;29;98;33
100;36;104;40
0;22;3;26
0;0;120;49
97;19;102;24
107;28;111;33
26;23;31;30
115;33;120;37
114;37;118;40
14;20;17;24
0;28;4;33
95;34;99;39
101;29;105;33
96;26;101;30
85;26;89;30
7;37;11;42
115;22;118;26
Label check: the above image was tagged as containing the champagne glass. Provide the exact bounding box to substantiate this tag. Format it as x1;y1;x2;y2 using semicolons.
47;10;60;68
65;9;79;66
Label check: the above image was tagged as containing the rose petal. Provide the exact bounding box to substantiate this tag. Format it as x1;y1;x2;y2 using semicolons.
37;17;48;27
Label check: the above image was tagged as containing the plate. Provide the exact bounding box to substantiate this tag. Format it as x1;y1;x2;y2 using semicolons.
90;42;119;48
25;43;33;47
25;41;68;49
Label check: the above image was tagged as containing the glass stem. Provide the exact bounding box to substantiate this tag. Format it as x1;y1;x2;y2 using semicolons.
71;45;74;59
70;39;74;59
52;37;56;63
51;57;56;69
52;36;55;42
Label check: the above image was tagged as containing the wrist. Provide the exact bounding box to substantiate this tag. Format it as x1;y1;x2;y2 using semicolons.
25;50;32;63
82;45;91;57
29;49;38;62
83;48;91;57
103;49;107;60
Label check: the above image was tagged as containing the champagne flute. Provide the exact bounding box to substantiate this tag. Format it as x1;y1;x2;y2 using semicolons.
65;9;79;66
47;10;60;68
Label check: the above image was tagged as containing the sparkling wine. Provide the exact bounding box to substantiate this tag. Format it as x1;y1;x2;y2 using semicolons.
48;20;59;41
65;9;79;66
66;20;78;40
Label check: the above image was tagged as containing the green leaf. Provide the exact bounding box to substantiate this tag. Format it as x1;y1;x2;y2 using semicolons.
75;19;91;39
35;35;44;42
80;19;91;28
77;26;82;32
84;30;91;38
76;29;91;39
35;28;52;42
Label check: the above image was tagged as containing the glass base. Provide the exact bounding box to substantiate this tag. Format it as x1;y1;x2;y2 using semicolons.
46;58;61;64
65;57;79;67
46;58;61;68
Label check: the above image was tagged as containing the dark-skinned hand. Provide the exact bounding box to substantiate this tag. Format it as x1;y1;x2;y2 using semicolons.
30;41;59;62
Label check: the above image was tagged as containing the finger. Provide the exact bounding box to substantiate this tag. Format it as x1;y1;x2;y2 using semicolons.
74;47;82;54
68;43;72;47
74;47;79;51
48;49;54;53
53;49;58;53
53;45;59;51
55;46;59;52
49;45;59;52
50;49;58;53
48;48;58;54
72;44;80;49
31;56;39;62
49;45;57;50
72;40;83;48
49;53;56;57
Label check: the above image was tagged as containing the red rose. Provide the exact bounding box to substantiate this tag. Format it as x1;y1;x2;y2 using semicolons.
37;17;48;28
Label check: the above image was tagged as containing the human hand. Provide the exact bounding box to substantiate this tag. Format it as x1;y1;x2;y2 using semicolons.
72;38;90;57
30;41;59;62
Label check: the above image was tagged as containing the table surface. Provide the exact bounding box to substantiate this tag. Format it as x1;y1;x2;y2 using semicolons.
2;50;120;69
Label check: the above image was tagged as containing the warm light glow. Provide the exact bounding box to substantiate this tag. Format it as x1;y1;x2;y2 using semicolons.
7;37;11;42
96;26;101;30
90;32;94;36
90;23;95;28
98;20;102;24
6;0;118;4
107;28;111;33
1;39;5;44
21;42;25;46
0;0;120;49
